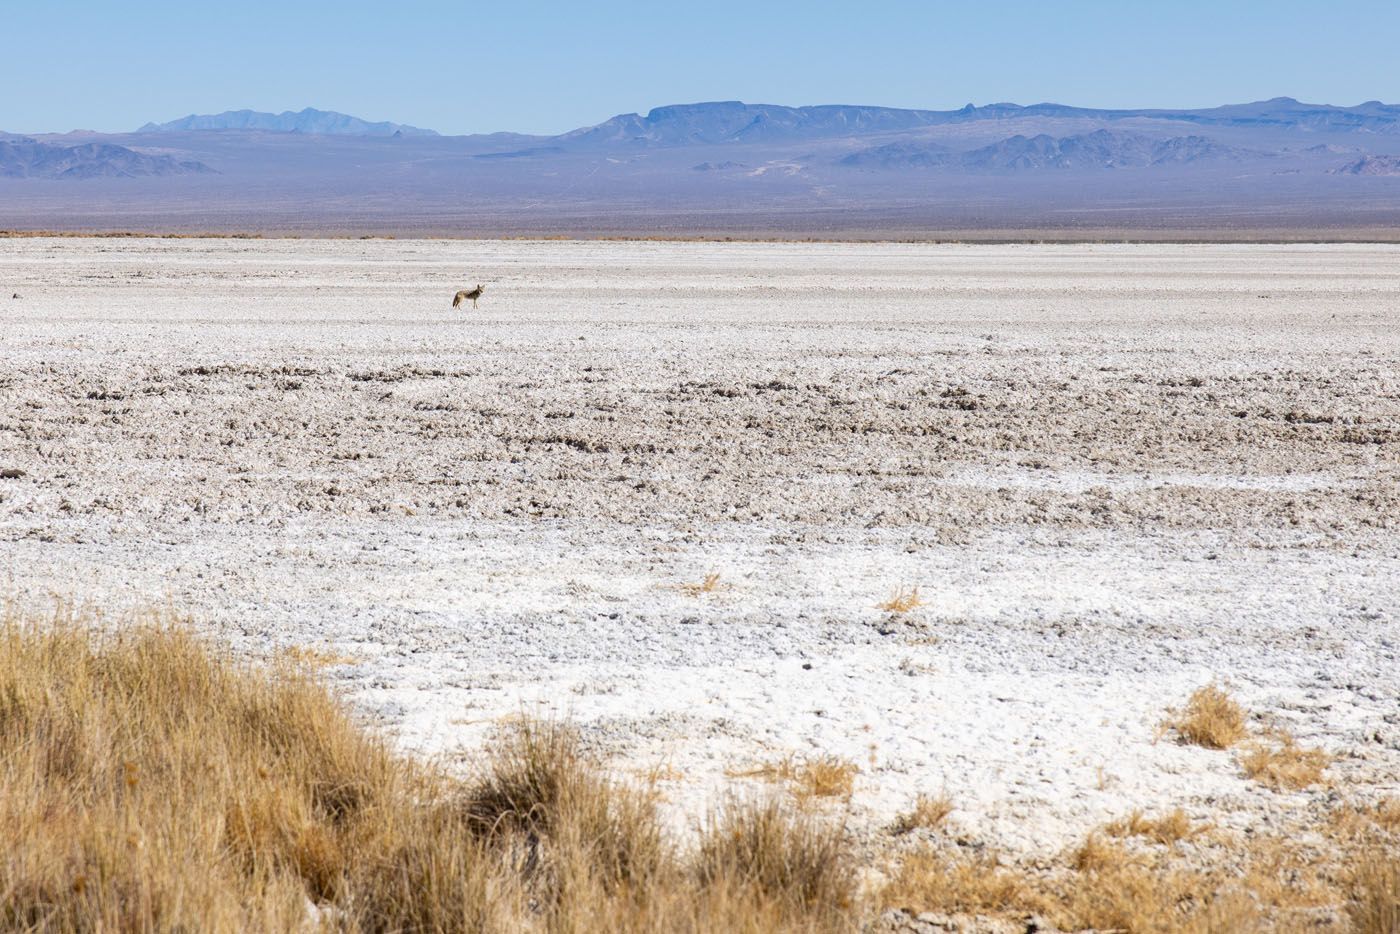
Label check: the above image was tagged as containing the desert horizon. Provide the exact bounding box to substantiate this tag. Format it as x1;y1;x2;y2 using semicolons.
6;96;1400;238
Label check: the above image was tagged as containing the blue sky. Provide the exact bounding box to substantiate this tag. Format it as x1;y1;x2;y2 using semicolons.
6;1;1399;135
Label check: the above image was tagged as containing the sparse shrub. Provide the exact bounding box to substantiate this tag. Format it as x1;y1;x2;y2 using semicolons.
1348;850;1400;934
1375;798;1400;833
697;798;856;925
881;849;1054;918
878;585;925;614
1062;856;1262;934
465;718;670;898
280;643;358;668
1240;733;1330;791
1166;684;1248;749
734;754;859;803
679;572;724;596
891;793;953;835
1106;808;1198;845
1071;832;1134;873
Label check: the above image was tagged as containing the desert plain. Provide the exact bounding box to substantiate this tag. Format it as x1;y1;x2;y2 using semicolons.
1;238;1397;865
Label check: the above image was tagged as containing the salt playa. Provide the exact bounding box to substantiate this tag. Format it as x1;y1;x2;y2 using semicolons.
2;238;1398;892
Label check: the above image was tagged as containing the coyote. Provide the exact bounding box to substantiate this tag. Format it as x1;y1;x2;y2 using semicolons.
453;284;485;310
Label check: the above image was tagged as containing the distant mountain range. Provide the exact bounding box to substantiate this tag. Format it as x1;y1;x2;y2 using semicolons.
3;98;1399;235
0;136;213;179
136;107;438;137
840;130;1257;171
562;97;1400;147
1331;155;1400;176
117;97;1400;146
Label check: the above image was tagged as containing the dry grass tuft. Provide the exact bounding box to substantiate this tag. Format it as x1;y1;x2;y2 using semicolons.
1105;808;1199;845
0;606;514;931
1062;857;1263;934
1375;798;1400;833
0;606;862;933
1166;683;1248;749
1071;833;1135;873
891;794;953;835
885;816;1394;933
885;840;1265;934
280;643;359;668
1330;797;1400;845
1240;732;1331;791
696;798;857;927
679;572;724;596
877;585;926;614
734;755;859;803
882;849;1055;919
1348;850;1400;934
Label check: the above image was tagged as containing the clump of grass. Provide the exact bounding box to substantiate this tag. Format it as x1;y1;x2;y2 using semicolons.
678;572;724;596
891;793;953;835
1062;855;1262;934
1071;833;1135;873
696;798;856;926
1105;808;1199;845
882;849;1055;919
464;717;671;903
1374;798;1400;833
1348;850;1400;934
1240;733;1330;791
0;606;516;931
280;643;358;668
733;755;859;803
878;585;926;614
1166;683;1248;749
1329;797;1400;845
0;606;862;933
885;840;1263;934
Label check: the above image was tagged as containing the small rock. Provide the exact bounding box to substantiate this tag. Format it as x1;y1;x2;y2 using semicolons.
0;468;24;479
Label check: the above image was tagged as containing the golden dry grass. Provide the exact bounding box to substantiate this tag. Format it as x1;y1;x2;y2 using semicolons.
1165;683;1248;749
1374;798;1400;833
279;643;359;669
1060;857;1264;934
696;799;856;927
1240;732;1331;791
877;586;926;614
1070;832;1135;873
678;573;724;596
890;794;953;835
0;607;861;933
8;604;1397;933
1105;808;1200;845
732;755;859;804
885;839;1266;933
1348;851;1400;934
883;809;1400;933
882;849;1057;919
1328;797;1400;846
